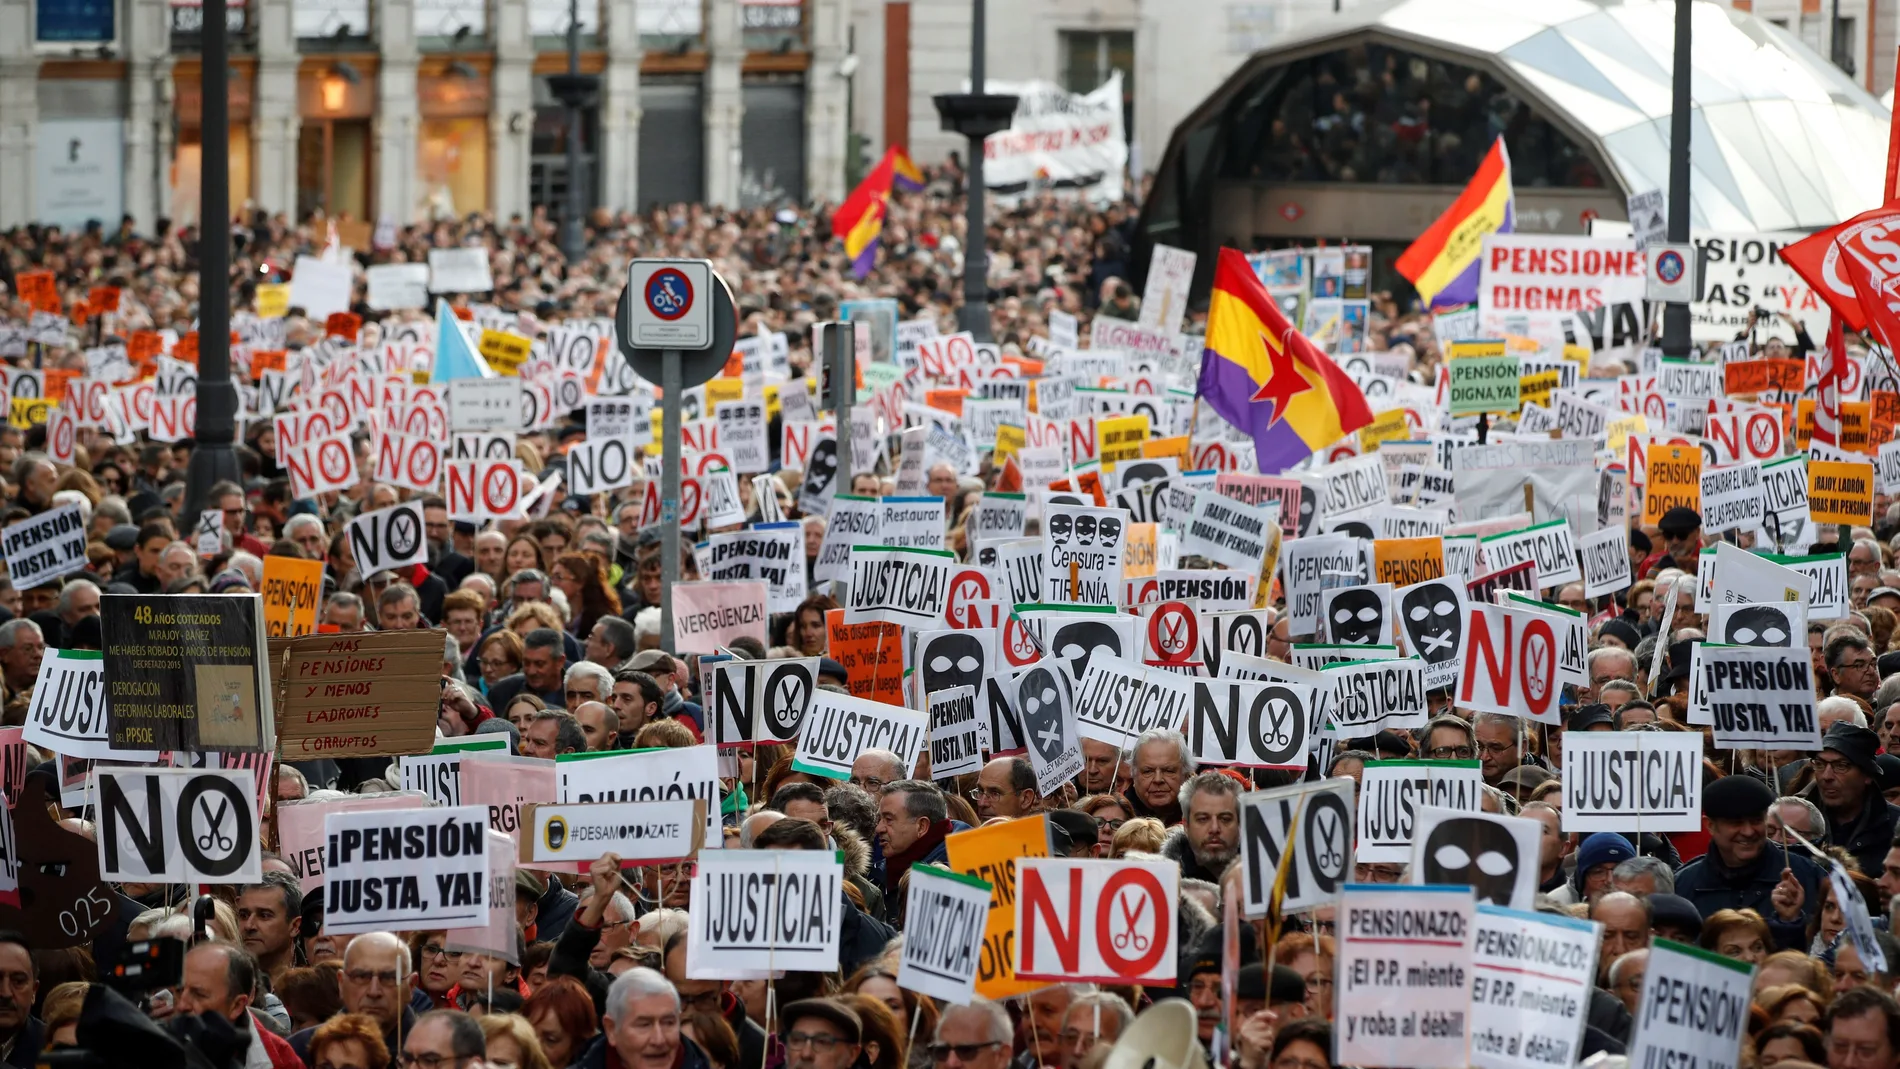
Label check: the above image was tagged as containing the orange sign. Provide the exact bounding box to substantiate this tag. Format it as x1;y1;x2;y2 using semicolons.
87;285;122;314
249;350;288;379
14;271;56;313
1809;459;1875;526
325;312;363;342
1642;444;1701;526
824;609;903;705
1373;537;1446;586
1722;357;1804;396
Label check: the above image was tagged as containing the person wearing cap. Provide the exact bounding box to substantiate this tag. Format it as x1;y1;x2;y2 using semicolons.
1650;507;1702;577
1674;774;1822;948
1179;946;1222;1046
1568;703;1615;734
1798;722;1900;876
1646;893;1703;944
1546;832;1634;906
778;999;860;1069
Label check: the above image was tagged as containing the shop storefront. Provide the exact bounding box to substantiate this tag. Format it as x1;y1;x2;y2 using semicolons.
171;60;254;224
36;73;127;230
418;61;492;219
297;59;376;221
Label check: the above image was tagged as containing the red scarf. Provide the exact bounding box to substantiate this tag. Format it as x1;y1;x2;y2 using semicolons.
883;819;952;891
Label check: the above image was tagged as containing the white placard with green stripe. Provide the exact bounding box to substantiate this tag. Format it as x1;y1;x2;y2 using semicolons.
1628;937;1753;1069
397;735;509;808
897;864;992;1005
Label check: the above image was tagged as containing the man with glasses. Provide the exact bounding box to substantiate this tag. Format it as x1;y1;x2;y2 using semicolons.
928;998;1014;1069
1827;630;1882;702
401;1010;489;1069
779;999;862;1069
1584;646;1637;705
1473;711;1541;787
1077;739;1129;796
1419;715;1474;761
1850;537;1885;580
662;931;768;1069
849;749;905;795
598;968;711;1069
972;756;1040;820
1056;993;1132;1069
1800;722;1900;877
1764;795;1825;848
1824;986;1900;1069
291;932;416;1067
208;479;270;555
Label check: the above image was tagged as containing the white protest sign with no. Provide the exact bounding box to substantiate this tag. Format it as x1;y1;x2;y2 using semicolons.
1015;858;1179;986
1238;779;1354;919
346;500;428;577
95;767;261;883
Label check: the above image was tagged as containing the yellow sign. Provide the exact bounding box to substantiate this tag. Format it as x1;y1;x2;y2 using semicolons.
1252;522;1284;610
1122;523;1158;579
1606;414;1647;456
1447;339;1508;360
1808;459;1875;526
1373;537;1445;587
255;283;290;319
1642;445;1702;526
1562;344;1592;365
1142;435;1191;464
706;377;746;408
1357;409;1409;451
994;424;1026;461
764;383;780;421
478;329;532;375
1098;414;1150;470
944;815;1050;999
1518;369;1563;410
8;398;47;429
261;556;324;638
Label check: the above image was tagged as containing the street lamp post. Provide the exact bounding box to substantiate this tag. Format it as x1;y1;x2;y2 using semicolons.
551;0;597;265
1660;0;1693;359
183;0;242;517
933;0;1017;342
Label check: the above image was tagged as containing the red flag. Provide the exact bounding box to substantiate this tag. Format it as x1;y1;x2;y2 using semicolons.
1778;206;1900;331
1840;242;1900;355
1810;313;1847;449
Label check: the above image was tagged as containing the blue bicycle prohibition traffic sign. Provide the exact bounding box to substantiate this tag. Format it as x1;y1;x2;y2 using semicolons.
1655;249;1686;284
645;268;695;321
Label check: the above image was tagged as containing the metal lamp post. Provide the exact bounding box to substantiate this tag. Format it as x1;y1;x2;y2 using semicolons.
551;0;598;265
1659;0;1693;360
183;0;242;517
933;0;1016;342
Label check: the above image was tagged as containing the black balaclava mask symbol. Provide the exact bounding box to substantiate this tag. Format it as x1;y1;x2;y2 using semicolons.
806;439;839;496
1048;512;1073;545
1018;666;1066;760
923;633;986;696
1401;581;1462;664
1297;486;1318;537
1724;605;1792;647
1328;588;1385;645
1053;621;1121;685
1423;816;1520;906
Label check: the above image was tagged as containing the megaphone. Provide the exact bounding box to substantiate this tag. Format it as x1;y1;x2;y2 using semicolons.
1101;999;1209;1069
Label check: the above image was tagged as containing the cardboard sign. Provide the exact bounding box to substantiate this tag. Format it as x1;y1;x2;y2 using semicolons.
685;850;844;977
926;686;985;780
845;546;956;628
1335;884;1476;1068
1807;458;1875;525
278;629;445;760
670;581;769;654
1408;804;1541;909
1480;519;1581;589
95;767;261;884
792;689;928;781
101;594;268;753
1577;526;1632;599
1700;644;1820;750
1469;905;1601;1069
1356;759;1483;862
556;746;722;849
1643;444;1702;525
897;864;992;1005
346;501;429;577
398;736;510;808
261;556;324;638
519;799;705;864
1627;939;1753;1069
323;805;491;934
1238;779;1355;919
946;815;1051;998
1561;731;1703;833
0;502;87;591
1016;858;1179;985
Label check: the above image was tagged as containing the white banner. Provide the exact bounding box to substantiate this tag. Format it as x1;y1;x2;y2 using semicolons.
686;849;844;977
1469;905;1600;1069
95;767;261;884
520;800;704;864
1335;884;1475;1068
1408;805;1541;910
1355;760;1483;862
556;745;723;850
982;73;1128;206
897;864;992;1005
1700;644;1821;750
1;502;88;590
1628;939;1753;1069
1561;731;1703;833
845;545;956;628
1238;779;1355;919
1015;858;1179;985
792;689;927;781
323;805;490;934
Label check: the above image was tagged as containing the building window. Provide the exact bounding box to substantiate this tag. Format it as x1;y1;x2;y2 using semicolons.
1060;30;1133;135
37;0;116;43
295;0;369;42
640;0;702;51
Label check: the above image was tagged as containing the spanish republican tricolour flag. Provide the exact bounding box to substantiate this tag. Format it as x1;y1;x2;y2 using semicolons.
1394;136;1514;309
832;147;924;278
1196;248;1375;474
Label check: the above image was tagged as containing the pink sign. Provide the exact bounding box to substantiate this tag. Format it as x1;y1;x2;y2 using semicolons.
669;581;769;655
277;792;432;892
444;828;520;965
458;753;556;838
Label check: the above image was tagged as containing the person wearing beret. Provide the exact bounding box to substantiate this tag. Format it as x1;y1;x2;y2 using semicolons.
1649;507;1702;578
1795;722;1900;877
1673;774;1823;950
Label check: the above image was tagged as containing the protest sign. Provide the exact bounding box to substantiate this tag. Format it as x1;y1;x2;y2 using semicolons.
1808;458;1875;525
1373;537;1444;587
518;799;705;865
1356;759;1483;862
814;494;875;584
897;865;992;1005
1699;460;1765;536
1560;731;1704;833
1042;502;1128;605
670;581;769;654
1179;672;1311;768
714;400;769;473
23;649;156;762
278;629;444;760
1578;526;1632;599
1700;644;1820;750
1069;658;1192;746
699;526;806;615
1280;534;1359;636
557;746;722;850
1182;489;1275;572
94;767;261;884
1016;858;1179;985
825;610;905;705
1708;601;1805;648
1457;602;1568;724
926;686;985;780
1325;658;1428;734
1395;578;1467;690
1448;355;1521;417
1334;884;1475;1068
685;849;845;978
880;496;949;551
1409;805;1540;909
946;815;1050;998
845;546;955;628
324;805;490;934
1479;520;1581;588
102;594;269;753
1469;905;1600;1069
346;501;429;577
441;828;519;964
277;792;432;892
706;656;820;747
792;689;928;781
566;437;636;496
1238;779;1355;919
972;493;1027;541
397;736;510;808
428;248;494;293
1829;859;1888;975
261;556;323;638
1642;445;1702;525
1003;659;1084;794
457;753;556;837
0;502;87;590
1627;939;1753;1069
1320;584;1392;646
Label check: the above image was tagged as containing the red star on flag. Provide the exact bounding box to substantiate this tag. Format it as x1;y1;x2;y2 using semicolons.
1249;327;1311;426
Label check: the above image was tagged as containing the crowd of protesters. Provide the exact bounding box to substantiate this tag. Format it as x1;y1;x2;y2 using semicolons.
8;156;1900;1069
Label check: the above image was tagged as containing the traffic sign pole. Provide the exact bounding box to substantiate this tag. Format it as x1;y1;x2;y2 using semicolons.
660;348;682;656
825;323;854;490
